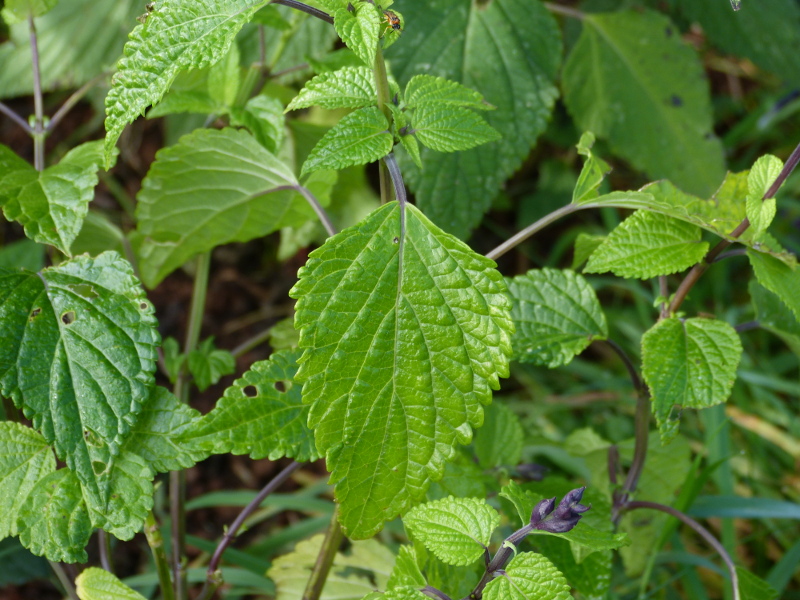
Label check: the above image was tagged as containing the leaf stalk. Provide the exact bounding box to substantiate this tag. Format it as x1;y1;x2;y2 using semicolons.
28;15;45;171
144;511;176;600
302;504;344;600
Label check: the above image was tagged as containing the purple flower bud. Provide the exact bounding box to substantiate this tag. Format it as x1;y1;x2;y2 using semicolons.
533;487;590;534
553;487;589;520
530;497;556;525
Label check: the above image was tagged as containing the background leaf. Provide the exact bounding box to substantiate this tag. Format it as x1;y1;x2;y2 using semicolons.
187;337;236;392
483;552;571;600
76;567;147;600
748;250;800;321
473;402;523;469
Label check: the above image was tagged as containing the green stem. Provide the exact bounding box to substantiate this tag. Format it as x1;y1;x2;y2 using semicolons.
28;15;45;171
47;71;108;133
231;326;274;359
98;530;114;573
49;561;79;600
485;203;581;261
302;505;344;600
145;511;176;600
0;101;32;132
373;46;395;204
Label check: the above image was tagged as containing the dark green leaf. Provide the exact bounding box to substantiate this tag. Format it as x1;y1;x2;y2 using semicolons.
748;250;800;321
187;337;236;392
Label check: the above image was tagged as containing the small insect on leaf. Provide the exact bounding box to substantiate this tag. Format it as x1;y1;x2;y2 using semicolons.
382;10;402;34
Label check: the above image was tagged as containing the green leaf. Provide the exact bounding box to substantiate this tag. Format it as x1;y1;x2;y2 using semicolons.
0;141;106;254
146;90;222;118
404;496;499;566
286;66;376;111
16;469;91;563
507;269;607;368
483;552;571;600
183;349;319;462
162;337;185;384
301;107;393;175
0;251;159;505
134;127;308;288
269;317;300;351
0;238;45;272
268;534;394;600
573;132;611;204
76;567;147;600
737;566;779;600
387;546;426;589
71;211;125;258
750;282;800;356
563;10;725;196
0;422;56;538
383;589;429;600
387;0;561;238
572;234;604;271
534;537;611;600
103;0;265;166
399;133;422;169
412;105;500;153
207;42;241;108
404;75;491;111
290;202;513;537
746;154;782;234
230;95;287;153
125;386;206;473
748;250;800;321
584;211;709;279
642;317;742;443
2;0;57;22
331;2;379;68
187;337;236;392
473;402;523;469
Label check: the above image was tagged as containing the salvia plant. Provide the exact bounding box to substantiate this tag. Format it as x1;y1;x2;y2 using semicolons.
0;0;799;599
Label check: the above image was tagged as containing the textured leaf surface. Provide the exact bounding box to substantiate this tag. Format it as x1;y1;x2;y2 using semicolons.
412;105;500;153
642;317;742;442
103;0;266;164
135;128;305;287
737;567;779;600
404;74;490;110
230;95;286;153
0;141;105;254
746;155;782;234
387;0;561;238
0;252;159;504
404;496;499;566
301;107;393;175
563;10;725;196
331;2;379;68
76;567;147;600
0;422;55;538
387;546;426;589
290;202;513;537
483;552;571;600
750;282;800;356
584;211;709;279
286;66;376;111
17;469;91;563
184;349;319;462
748;250;800;322
507;269;607;368
473;402;523;469
187;337;235;392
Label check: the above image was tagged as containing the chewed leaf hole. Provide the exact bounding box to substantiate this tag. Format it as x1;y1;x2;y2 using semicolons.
274;380;290;393
61;311;76;325
243;385;258;397
92;460;109;476
139;302;149;310
30;307;42;320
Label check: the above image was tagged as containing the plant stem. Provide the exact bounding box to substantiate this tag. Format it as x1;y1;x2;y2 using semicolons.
295;185;337;237
668;138;800;315
421;585;454;600
144;511;176;600
231;326;274;359
385;153;407;239
47;71;108;133
625;500;740;600
486;203;581;261
269;0;333;23
374;46;395;204
99;530;114;573
0;101;32;133
302;504;344;600
543;2;585;19
197;461;303;600
49;561;79;600
28;15;45;171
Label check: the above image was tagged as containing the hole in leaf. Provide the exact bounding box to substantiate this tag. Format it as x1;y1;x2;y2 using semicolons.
274;380;289;393
30;307;41;320
243;385;258;397
61;311;76;325
92;461;109;476
393;237;399;244
670;94;682;107
139;302;148;310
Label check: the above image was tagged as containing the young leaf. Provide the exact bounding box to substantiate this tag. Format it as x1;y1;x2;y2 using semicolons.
746;154;783;234
290;202;513;537
301;107;393;175
0;252;159;505
0;141;106;254
563;10;725;196
386;0;561;238
162;337;185;384
473;402;523;469
387;546;426;589
286;66;377;111
16;469;92;563
483;552;571;600
737;566;780;600
507;269;607;368
399;133;422;169
404;75;491;110
0;422;56;538
187;337;236;392
134;127;307;288
642;317;742;443
182;349;319;462
747;250;800;321
572;233;605;270
412;105;501;153
331;2;380;68
76;567;147;600
230;94;287;153
404;496;499;566
103;0;265;165
584;210;709;279
534;537;612;600
573;132;611;203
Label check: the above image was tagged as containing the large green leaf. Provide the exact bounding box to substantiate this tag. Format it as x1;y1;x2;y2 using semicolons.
0;422;56;539
750;282;800;356
404;75;490;111
642;317;742;443
0;252;159;506
76;567;147;600
184;349;319;462
412;105;500;153
134;127;311;288
584;210;709;279
748;250;800;322
507;269;607;368
286;66;377;111
386;0;561;238
290;202;513;537
387;546;426;589
563;10;725;196
330;1;380;68
103;0;267;165
404;496;499;566
483;552;571;600
0;141;106;254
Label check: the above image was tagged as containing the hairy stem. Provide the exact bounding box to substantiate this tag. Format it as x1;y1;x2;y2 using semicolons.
144;511;176;600
374;46;395;204
486;203;581;261
98;530;113;573
49;562;79;600
269;0;333;23
668;138;800;315
625;500;740;600
28;15;45;171
197;461;303;600
0;101;32;133
302;505;344;600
